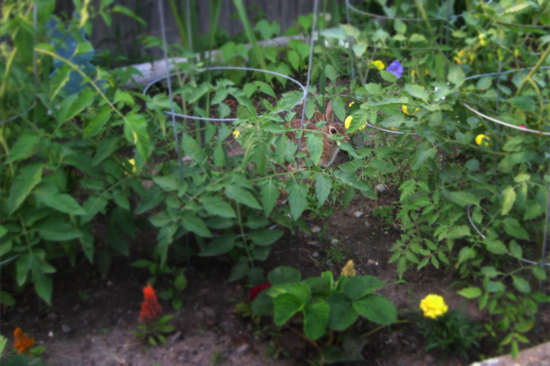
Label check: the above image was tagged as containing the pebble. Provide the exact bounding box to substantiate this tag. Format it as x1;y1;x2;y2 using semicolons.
61;324;71;333
308;241;318;246
367;259;379;266
237;344;250;354
364;220;371;228
311;226;321;233
312;252;320;258
330;238;339;246
384;231;388;235
353;211;364;218
376;184;387;192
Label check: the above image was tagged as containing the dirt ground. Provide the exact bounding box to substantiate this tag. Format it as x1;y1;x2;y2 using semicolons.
2;82;549;366
2;185;501;366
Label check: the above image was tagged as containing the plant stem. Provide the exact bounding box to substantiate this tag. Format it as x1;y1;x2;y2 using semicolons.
288;326;322;351
515;43;550;96
236;203;254;267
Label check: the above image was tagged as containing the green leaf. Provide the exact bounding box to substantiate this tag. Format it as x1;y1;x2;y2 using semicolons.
273;293;304;325
326;292;358;330
124;113;150;160
38;193;86;215
443;225;470;240
35;219;84;241
84;106;111;138
457;287;482;299
343;276;385;301
412;148;437;170
331;97;346;122
315;173;332;208
379;70;397;83
287;180;308;220
352;43;367;57
34;271;53;304
484;238;509;255
352;294;397;325
7;163;43;215
458;246;476;264
532;266;547;281
503;218;529;240
200;196;236;218
303;300;330;340
448;65;465;87
512;275;531;293
0;291;15;306
501;186;516;215
449;191;480;207
180;212;212;237
199;233;235;256
509;240;523;259
268;266;301;285
260;180;278;216
6;132;41;163
248;229;284;246
287;49;300;71
228;261;248;282
251;290;274;315
404;84;429;102
225;186;262;210
306;131;324;165
92;137;118;166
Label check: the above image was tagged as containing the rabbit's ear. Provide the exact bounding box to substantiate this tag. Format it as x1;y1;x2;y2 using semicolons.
325;101;333;121
313;111;325;122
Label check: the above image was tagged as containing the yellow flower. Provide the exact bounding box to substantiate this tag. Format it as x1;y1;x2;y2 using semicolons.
475;134;490;146
420;294;448;319
341;260;356;277
402;105;420;116
411;70;416;76
125;159;136;176
232;130;241;139
371;60;385;70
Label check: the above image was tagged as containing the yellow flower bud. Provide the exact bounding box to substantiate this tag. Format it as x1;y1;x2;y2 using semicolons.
232;130;241;139
341;260;356;277
402;105;420;116
371;60;385;70
475;134;490;146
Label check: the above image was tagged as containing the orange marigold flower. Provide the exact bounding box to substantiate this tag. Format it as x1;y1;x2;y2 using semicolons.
139;284;162;324
14;327;35;354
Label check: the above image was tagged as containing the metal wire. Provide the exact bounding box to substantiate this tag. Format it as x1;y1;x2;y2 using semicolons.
142;67;307;122
466;204;550;267
345;0;355;79
365;122;418;136
296;0;319;170
462;102;550;136
158;0;184;182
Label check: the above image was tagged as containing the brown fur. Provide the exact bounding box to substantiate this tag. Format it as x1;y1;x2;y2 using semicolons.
282;103;349;168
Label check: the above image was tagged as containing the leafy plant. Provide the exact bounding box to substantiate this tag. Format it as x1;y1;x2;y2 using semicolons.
251;263;397;363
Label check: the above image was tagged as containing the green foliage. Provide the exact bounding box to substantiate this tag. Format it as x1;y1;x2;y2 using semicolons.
416;309;484;359
252;265;397;362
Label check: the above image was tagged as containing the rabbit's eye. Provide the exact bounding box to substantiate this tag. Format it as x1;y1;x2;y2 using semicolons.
330;128;337;134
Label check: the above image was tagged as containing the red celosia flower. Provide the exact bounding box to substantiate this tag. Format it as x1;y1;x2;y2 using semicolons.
139;284;162;324
249;282;272;302
14;327;34;354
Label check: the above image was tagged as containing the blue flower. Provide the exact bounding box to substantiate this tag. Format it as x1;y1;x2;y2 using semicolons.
387;60;403;79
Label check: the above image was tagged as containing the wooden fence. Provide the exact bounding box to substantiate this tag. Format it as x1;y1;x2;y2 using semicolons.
55;0;352;61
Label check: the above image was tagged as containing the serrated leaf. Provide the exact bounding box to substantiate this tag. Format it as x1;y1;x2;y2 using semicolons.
287;180;308;220
457;287;482;298
501;186;516;215
315;173;331;208
200;196;236;218
273;293;304;325
449;191;480;207
260;180;278;216
306;131;324;165
225;185;262;210
199;233;235;256
352;294;397;325
6;132;41;163
180;212;211;237
303;300;330;340
8;164;43;215
38;193;86;215
404;84;429;102
448;65;465;87
249;229;284;246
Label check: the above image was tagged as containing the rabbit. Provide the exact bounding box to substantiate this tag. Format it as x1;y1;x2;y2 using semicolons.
283;102;349;168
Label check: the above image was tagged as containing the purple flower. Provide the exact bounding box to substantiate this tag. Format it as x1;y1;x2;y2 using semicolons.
387;60;403;79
